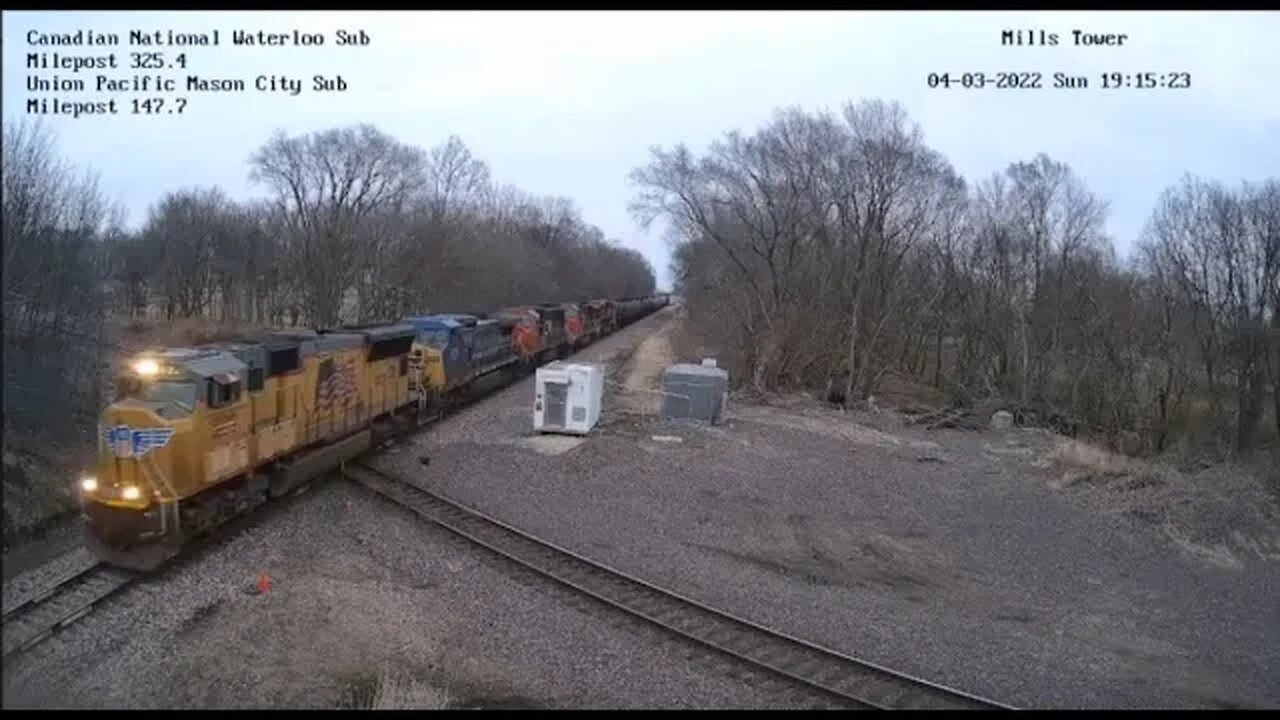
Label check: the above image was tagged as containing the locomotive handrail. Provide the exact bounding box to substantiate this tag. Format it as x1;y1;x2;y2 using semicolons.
141;452;180;539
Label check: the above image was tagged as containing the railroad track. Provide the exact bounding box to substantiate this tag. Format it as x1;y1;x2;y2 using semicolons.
0;483;320;665
343;462;1015;710
3;547;99;610
2;563;137;661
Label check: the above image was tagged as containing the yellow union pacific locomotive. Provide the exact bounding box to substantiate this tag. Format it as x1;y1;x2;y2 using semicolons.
80;324;417;570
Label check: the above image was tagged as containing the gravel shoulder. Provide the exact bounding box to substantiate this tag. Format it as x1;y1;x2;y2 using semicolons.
367;307;1280;710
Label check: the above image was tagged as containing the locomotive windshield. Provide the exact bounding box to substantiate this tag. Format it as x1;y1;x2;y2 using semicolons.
115;373;199;415
140;381;199;412
417;329;452;348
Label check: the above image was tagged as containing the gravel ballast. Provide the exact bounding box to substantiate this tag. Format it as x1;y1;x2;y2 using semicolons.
367;308;1280;710
4;477;813;709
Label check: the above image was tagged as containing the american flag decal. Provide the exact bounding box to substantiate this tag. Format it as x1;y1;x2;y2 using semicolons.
316;357;358;410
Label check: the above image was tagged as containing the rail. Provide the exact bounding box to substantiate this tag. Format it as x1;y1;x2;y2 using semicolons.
343;463;1015;711
1;563;137;663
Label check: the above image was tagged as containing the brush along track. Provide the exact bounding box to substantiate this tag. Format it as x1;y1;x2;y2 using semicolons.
1;562;137;661
343;463;1014;710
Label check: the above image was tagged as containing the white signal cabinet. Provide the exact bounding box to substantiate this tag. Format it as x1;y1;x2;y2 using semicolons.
534;362;604;435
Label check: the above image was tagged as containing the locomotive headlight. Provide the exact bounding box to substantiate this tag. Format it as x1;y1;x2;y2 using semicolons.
80;476;98;493
121;485;142;501
132;358;160;377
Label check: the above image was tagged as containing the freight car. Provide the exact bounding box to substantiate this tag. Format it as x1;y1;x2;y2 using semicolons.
77;293;670;571
616;294;669;326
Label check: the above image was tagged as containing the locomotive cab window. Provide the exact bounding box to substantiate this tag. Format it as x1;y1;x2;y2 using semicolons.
207;375;243;408
142;381;199;413
417;329;451;348
248;367;265;392
368;333;415;362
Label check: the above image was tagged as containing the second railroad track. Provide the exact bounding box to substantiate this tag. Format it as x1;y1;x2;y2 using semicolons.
2;562;137;661
343;462;1015;711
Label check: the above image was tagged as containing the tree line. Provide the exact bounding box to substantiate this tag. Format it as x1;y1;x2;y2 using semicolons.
2;118;656;448
109;126;656;327
631;99;1279;457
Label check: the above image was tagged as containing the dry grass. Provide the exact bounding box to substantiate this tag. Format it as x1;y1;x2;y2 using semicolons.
618;328;674;416
732;402;942;453
112;316;285;354
369;669;455;710
666;305;722;370
1048;439;1142;478
872;369;952;413
1042;437;1280;568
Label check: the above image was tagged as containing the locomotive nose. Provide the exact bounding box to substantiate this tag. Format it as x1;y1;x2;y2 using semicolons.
87;406;180;509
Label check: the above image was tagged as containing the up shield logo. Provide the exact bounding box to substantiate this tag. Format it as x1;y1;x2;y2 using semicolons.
103;425;175;459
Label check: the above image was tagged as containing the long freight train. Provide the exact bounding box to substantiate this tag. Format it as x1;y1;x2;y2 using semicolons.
78;293;670;571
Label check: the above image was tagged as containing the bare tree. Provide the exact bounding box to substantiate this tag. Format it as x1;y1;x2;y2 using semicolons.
1245;181;1280;439
631;108;833;389
2;117;111;442
137;188;234;319
643;98;1275;456
424;135;491;222
1144;176;1277;451
249;124;428;327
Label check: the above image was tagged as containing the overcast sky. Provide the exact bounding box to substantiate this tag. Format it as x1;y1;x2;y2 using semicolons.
4;10;1278;290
